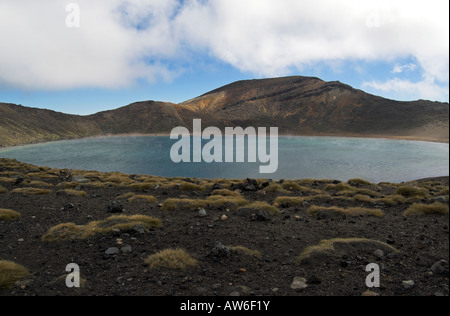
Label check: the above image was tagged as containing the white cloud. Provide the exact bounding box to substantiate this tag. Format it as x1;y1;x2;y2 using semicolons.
392;63;417;74
0;0;448;101
362;78;449;101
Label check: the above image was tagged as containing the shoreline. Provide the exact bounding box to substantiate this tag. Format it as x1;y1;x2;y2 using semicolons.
0;132;448;150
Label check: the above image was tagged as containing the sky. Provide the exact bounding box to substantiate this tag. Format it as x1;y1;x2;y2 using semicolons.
0;0;448;115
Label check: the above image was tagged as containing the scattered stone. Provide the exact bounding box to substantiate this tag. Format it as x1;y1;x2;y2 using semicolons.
430;260;449;276
72;175;90;184
402;280;415;290
209;242;232;261
198;209;207;217
374;249;385;259
229;291;241;296
107;201;123;214
132;225;145;235
121;245;132;254
253;210;270;222
212;183;224;191
430;196;448;204
290;277;308;291
111;228;121;237
211;283;222;290
221;215;229;221
14;175;24;185
105;247;120;255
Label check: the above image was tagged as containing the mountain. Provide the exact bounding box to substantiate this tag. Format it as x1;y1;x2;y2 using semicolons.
1;76;448;147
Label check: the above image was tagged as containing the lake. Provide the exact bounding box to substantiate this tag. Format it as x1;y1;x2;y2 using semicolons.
0;136;448;183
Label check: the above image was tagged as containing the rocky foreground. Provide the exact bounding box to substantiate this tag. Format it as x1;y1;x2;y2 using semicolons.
0;158;448;296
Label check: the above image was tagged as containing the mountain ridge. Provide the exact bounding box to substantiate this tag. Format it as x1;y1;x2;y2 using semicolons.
1;76;449;147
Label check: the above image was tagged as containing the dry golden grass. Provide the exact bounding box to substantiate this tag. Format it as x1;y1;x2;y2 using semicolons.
210;189;241;197
263;183;289;193
239;201;281;216
129;182;155;191
353;194;406;205
231;246;262;259
100;173;134;186
297;238;399;264
26;181;54;188
161;198;209;212
42;215;162;242
273;196;312;207
127;195;158;203
306;205;384;218
0;261;29;290
403;202;449;216
116;192;136;200
0;177;15;184
58;189;87;197
145;249;198;270
24;172;58;180
347;178;373;186
325;182;381;198
396;186;430;198
0;209;21;221
11;187;52;195
179;182;206;192
161;195;249;212
57;182;80;189
206;195;249;207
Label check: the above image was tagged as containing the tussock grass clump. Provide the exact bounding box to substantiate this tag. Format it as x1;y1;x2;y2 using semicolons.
347;178;373;187
101;173;133;186
129;182;154;191
403;202;449;216
239;201;281;216
0;261;29;290
0;209;21;221
26;181;54;188
57;189;87;197
161;198;208;212
161;195;249;212
145;249;198;270
0;177;16;184
0;185;8;194
179;182;206;192
297;238;399;264
231;246;262;259
396;186;429;198
57;182;80;189
353;194;406;205
24;172;58;180
41;223;85;242
306;205;384;218
11;187;52;195
42;215;162;242
273;196;311;207
127;195;158;203
210;189;241;197
263;183;288;193
206;195;249;207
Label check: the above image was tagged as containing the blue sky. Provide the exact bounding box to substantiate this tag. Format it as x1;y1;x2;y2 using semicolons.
0;0;448;115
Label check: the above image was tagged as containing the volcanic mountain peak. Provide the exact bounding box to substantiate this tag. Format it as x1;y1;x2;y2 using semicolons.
0;76;449;147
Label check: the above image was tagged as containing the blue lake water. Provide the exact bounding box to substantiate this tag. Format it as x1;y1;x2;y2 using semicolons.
0;136;448;183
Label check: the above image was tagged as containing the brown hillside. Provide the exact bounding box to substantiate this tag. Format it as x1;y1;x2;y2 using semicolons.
1;76;448;147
